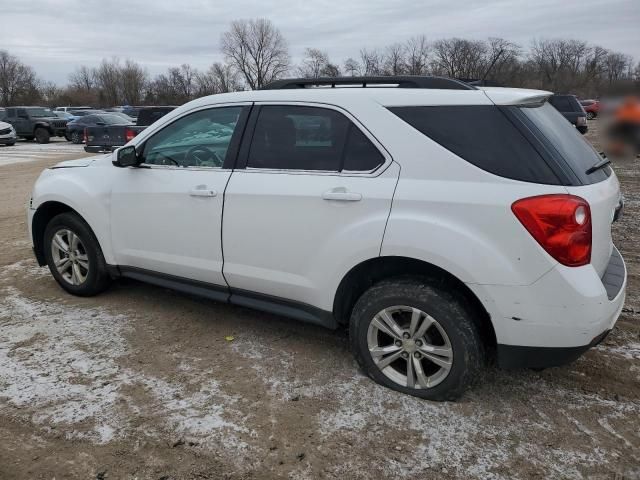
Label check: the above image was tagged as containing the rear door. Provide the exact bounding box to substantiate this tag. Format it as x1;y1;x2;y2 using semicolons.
222;103;399;310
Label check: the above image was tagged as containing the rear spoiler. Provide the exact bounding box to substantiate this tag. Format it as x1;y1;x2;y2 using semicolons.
481;88;552;106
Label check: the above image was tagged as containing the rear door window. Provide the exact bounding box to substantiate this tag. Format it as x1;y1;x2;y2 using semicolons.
247;105;384;172
388;105;561;184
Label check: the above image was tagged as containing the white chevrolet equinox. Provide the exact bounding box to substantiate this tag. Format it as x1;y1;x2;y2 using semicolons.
28;77;627;401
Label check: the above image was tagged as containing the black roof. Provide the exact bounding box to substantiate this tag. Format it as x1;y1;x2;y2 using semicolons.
262;76;475;90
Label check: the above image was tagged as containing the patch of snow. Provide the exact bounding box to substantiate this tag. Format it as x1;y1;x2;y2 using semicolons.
0;287;254;456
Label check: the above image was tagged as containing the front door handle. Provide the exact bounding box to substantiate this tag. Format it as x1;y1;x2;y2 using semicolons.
189;187;217;197
322;188;362;202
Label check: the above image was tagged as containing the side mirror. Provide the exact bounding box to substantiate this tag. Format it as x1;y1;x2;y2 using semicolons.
113;145;140;168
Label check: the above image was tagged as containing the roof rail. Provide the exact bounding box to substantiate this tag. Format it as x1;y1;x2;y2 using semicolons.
457;78;505;87
262;76;476;90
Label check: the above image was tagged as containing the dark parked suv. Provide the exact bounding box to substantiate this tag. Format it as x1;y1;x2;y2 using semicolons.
549;94;588;135
1;107;68;143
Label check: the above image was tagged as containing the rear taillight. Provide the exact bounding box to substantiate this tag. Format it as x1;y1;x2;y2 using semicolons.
125;128;136;143
83;127;88;143
511;194;591;267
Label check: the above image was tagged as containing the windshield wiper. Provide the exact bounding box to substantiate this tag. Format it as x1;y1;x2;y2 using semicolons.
585;153;611;175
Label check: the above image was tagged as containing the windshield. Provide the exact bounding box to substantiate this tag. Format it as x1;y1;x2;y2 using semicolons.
28;108;55;118
519;102;609;184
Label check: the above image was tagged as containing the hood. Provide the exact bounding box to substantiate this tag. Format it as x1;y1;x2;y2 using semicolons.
50;156;102;169
0;121;13;130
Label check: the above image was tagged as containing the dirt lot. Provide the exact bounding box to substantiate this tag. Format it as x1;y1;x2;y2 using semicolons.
1;131;639;480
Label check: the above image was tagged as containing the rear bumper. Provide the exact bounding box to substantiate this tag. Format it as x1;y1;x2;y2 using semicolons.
469;245;627;367
497;329;611;369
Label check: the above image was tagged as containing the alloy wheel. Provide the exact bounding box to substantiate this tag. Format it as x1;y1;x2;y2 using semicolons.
367;305;453;389
51;229;89;285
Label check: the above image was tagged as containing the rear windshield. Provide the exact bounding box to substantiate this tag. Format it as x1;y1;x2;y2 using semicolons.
518;102;609;184
388;105;561;184
96;114;132;125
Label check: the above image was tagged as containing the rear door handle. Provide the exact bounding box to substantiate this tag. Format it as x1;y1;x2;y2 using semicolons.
322;188;362;202
189;187;217;197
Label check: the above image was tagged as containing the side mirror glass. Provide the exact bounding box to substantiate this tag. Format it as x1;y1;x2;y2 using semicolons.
113;145;139;168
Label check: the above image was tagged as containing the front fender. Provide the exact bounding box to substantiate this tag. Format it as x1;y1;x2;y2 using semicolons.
31;168;114;264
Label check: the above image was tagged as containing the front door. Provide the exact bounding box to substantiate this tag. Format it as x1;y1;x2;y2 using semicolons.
110;104;250;286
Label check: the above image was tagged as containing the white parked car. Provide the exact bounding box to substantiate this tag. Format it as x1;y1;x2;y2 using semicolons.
28;77;627;400
0;120;17;145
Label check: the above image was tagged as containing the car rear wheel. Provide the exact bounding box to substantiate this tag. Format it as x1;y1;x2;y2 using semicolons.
71;131;82;144
349;276;484;401
43;212;111;296
35;128;50;144
587;112;596;120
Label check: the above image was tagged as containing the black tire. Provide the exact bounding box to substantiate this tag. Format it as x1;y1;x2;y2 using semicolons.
43;212;111;296
586;111;596;120
71;131;82;144
349;276;484;401
65;132;72;141
4;142;15;146
577;125;588;135
35;128;50;144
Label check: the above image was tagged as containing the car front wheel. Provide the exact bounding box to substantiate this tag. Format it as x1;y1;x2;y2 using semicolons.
35;128;50;144
350;277;484;401
70;131;82;144
43;212;111;296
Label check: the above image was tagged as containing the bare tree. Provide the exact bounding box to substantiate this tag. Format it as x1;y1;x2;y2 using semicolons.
94;58;122;105
195;62;242;95
382;43;407;75
529;39;591;91
221;18;290;89
405;36;430;75
120;59;148;105
69;66;95;92
0;50;39;106
343;57;361;76
359;48;383;75
431;38;487;79
604;51;631;85
298;48;329;78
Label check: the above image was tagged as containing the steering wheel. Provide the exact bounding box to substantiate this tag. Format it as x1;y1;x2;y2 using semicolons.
184;145;223;167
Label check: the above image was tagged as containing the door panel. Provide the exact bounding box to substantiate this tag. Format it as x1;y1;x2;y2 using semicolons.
111;168;231;285
222;163;400;310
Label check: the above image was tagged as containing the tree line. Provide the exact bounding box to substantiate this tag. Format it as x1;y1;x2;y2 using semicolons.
1;18;638;108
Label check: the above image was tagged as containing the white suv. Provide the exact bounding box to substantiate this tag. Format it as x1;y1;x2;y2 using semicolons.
28;77;627;400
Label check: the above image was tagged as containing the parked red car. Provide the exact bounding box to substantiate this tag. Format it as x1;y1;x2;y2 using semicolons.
580;99;600;120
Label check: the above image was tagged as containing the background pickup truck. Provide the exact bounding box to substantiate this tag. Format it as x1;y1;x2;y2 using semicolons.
0;106;68;143
84;106;175;153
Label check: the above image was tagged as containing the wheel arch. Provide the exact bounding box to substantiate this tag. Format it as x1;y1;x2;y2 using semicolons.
332;256;497;352
32;201;94;266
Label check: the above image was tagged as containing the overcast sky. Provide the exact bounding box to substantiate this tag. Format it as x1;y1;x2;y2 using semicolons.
1;0;639;84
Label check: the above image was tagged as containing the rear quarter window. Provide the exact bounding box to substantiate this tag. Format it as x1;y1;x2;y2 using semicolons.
388;105;561;185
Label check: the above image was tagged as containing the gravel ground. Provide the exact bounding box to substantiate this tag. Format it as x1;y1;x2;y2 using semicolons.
0;128;638;479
